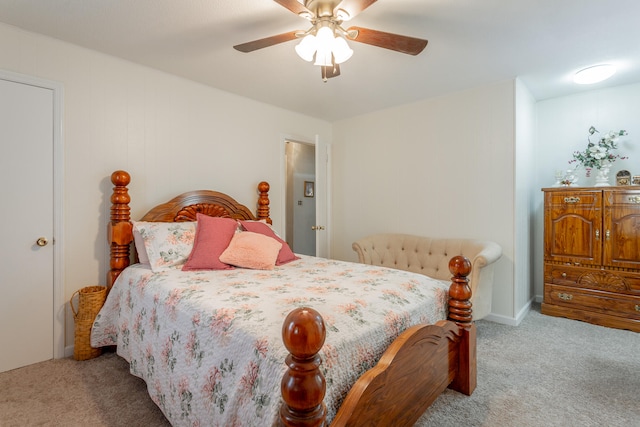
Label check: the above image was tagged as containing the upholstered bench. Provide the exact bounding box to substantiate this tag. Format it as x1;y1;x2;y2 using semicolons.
352;234;502;320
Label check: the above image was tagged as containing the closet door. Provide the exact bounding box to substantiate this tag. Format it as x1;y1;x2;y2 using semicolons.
0;78;54;372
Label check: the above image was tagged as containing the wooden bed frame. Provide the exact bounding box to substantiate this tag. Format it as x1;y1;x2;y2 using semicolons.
107;170;476;427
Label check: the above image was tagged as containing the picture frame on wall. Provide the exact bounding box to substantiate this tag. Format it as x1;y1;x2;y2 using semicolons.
304;181;314;197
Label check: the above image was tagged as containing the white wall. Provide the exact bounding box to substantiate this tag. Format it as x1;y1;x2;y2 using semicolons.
0;23;332;348
331;81;517;320
514;79;537;321
533;82;640;300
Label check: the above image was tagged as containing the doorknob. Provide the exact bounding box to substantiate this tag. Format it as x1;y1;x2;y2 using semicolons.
311;226;325;231
36;237;48;247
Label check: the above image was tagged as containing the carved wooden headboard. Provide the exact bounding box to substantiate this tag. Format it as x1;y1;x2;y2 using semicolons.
107;170;271;289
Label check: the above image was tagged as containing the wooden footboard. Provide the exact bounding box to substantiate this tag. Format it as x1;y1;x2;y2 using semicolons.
281;256;475;427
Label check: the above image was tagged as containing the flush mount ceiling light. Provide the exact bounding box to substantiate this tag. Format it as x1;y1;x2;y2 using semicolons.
574;64;617;85
233;0;428;82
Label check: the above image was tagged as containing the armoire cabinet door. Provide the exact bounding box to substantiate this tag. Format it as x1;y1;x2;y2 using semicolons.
603;189;640;270
544;190;602;265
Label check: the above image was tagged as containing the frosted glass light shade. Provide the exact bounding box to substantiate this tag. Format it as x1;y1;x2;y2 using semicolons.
574;65;616;84
332;36;353;64
314;26;335;66
295;35;317;62
314;45;333;66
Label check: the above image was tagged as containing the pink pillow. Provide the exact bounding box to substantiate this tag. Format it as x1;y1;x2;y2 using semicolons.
219;232;282;270
239;221;299;265
182;214;238;270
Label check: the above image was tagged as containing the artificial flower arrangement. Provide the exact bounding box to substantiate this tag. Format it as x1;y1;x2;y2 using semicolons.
569;126;628;176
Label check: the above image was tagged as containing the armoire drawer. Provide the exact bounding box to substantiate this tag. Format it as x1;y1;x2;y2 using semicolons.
607;190;640;206
545;191;600;207
545;264;640;294
544;284;640;320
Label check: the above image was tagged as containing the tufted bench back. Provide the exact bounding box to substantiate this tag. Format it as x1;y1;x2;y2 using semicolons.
352;234;502;319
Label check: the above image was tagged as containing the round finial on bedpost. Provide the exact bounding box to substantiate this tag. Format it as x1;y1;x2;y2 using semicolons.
280;307;327;427
257;181;272;225
111;170;130;187
447;255;473;326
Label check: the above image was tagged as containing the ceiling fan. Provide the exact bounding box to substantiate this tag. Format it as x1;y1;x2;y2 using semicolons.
233;0;428;81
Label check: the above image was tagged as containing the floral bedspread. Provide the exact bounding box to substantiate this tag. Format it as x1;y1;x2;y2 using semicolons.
91;255;449;426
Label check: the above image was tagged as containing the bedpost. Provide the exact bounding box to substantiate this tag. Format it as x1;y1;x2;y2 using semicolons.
447;255;477;395
448;255;473;325
257;181;272;225
280;307;327;427
107;170;133;291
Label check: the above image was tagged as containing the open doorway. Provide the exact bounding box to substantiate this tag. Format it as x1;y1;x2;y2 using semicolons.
285;140;316;256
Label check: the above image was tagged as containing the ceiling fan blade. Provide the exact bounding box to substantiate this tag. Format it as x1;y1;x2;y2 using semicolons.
273;0;312;16
321;63;341;81
233;31;299;53
346;26;428;55
335;0;377;19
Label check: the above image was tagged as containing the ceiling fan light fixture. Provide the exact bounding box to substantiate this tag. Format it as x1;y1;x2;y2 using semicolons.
234;1;429;82
574;64;616;85
295;34;317;62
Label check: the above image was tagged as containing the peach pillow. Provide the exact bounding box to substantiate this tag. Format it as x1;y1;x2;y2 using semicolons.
239;220;299;265
219;231;282;270
182;214;238;271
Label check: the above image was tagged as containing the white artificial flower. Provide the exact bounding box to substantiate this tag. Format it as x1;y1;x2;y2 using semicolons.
589;146;608;159
605;131;618;140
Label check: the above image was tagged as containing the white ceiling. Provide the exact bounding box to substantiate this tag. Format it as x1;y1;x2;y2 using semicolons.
1;0;639;122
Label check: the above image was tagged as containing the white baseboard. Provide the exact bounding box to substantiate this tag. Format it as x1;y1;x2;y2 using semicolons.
483;299;533;327
484;312;519;326
64;345;74;358
514;300;533;325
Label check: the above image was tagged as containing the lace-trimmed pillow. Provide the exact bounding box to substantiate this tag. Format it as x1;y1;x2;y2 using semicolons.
132;221;196;272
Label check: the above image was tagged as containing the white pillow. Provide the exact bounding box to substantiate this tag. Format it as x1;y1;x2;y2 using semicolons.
132;221;196;272
132;227;150;265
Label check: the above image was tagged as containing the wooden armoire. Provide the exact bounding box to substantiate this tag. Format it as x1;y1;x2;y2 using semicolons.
542;187;640;332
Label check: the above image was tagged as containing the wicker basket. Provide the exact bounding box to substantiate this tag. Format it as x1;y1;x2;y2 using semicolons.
70;286;107;361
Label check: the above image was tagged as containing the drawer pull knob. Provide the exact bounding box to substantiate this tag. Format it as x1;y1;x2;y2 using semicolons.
636;305;640;312
561;272;567;278
628;196;640;204
595;229;600;240
564;197;580;204
558;293;573;301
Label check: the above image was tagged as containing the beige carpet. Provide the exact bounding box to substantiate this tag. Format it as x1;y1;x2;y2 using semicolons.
1;304;638;426
0;351;170;427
